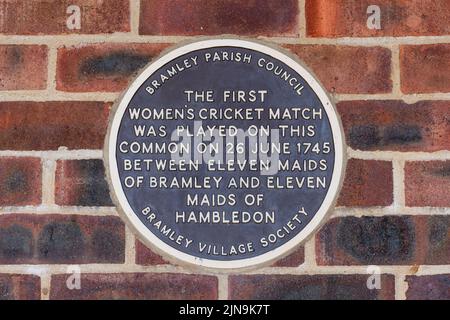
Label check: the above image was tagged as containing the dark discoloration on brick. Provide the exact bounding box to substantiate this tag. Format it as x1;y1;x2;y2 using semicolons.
338;101;450;151
92;229;124;262
0;274;41;300
0;215;125;264
0;225;33;260
229;275;395;300
55;159;113;207
318;215;450;265
401;44;450;93
139;0;299;36
80;52;150;77
384;125;422;145
0;158;42;206
349;125;381;149
50;273;218;300
38;221;85;262
405;161;450;207
349;125;422;149
57;43;169;92
336;217;415;264
337;159;393;207
285;45;392;94
8;47;23;67
0;102;110;150
431;164;450;177
0;45;47;90
406;275;450;300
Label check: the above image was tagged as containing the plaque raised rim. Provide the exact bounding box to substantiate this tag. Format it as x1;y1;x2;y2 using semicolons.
104;37;347;271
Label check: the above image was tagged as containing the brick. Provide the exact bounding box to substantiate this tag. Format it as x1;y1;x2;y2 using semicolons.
0;157;41;206
406;275;450;300
0;274;40;300
285;45;391;94
316;216;450;265
405;161;450;207
50;273;218;299
0;45;47;90
229;274;395;300
56;43;169;92
139;0;298;36
401;44;450;94
55;160;113;207
272;247;304;267
0;101;110;150
135;240;169;265
337;101;450;152
0;0;129;35
338;159;393;207
306;0;450;37
0;215;124;264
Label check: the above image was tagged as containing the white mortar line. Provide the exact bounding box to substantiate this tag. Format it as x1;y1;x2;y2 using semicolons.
41;159;56;205
348;149;450;161
0;34;449;46
298;0;306;38
0;149;103;160
217;274;229;300
40;273;51;300
395;274;407;300
129;0;140;35
392;160;406;209
0;91;119;101
332;206;450;217
0;264;448;276
1;205;449;217
0;205;118;215
303;236;317;269
46;45;57;93
0;91;448;102
390;45;401;96
3;148;450;162
124;226;137;265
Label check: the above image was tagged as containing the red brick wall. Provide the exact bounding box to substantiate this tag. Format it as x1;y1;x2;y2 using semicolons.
0;0;448;300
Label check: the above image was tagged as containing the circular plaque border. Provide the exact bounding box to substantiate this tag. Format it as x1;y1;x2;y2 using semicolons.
104;37;347;271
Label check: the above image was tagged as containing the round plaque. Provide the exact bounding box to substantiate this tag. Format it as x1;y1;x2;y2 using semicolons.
105;38;346;270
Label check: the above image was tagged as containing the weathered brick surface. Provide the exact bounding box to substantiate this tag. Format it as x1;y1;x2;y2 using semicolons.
229;274;395;300
135;241;169;265
337;159;393;207
306;0;450;37
317;216;449;265
0;45;47;90
0;215;124;264
405;161;450;207
50;273;218;299
401;44;450;94
56;43;169;92
272;247;304;267
135;240;305;267
0;102;110;150
0;0;130;35
0;157;42;206
55;160;113;207
139;0;299;36
285;45;391;94
0;274;40;300
337;101;450;152
405;275;450;300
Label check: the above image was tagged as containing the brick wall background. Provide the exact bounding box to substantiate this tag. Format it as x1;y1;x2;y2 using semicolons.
0;0;449;300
